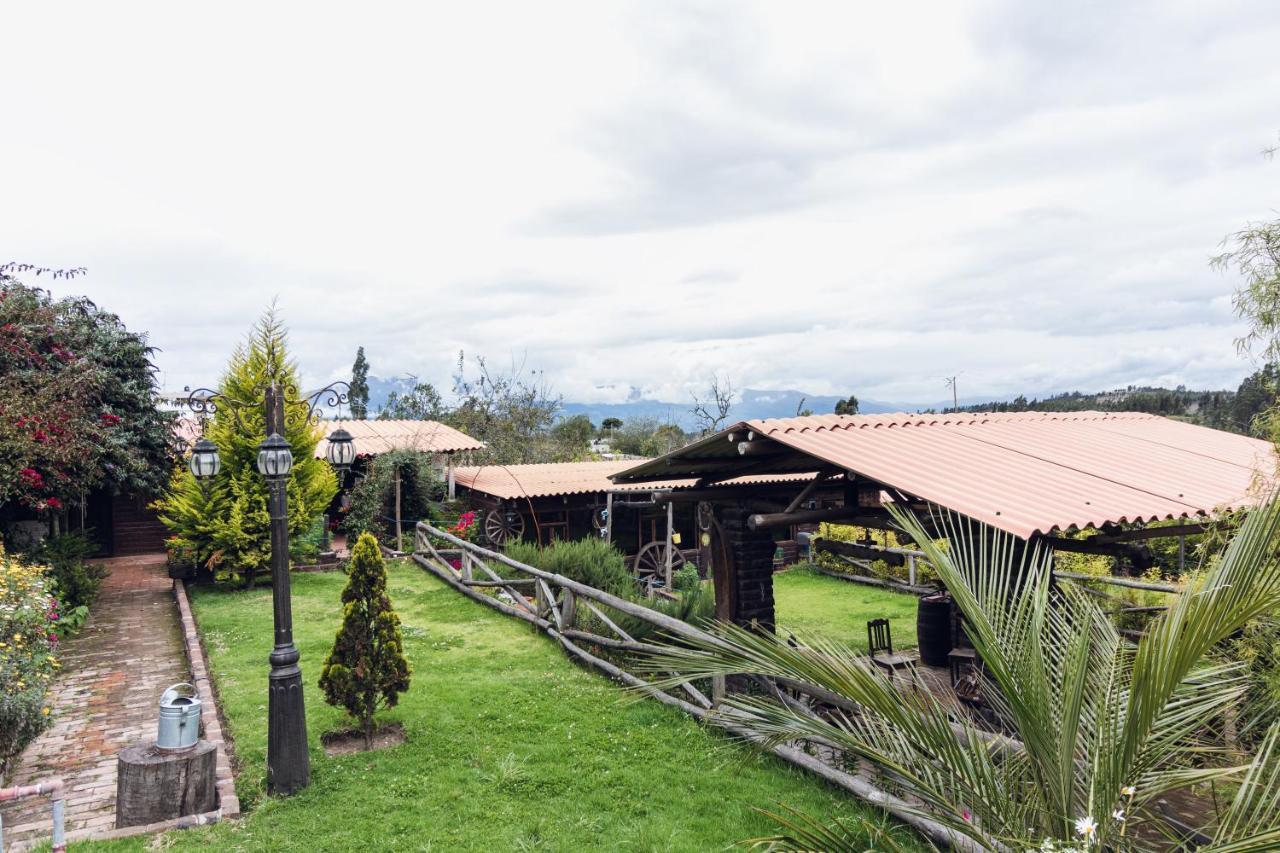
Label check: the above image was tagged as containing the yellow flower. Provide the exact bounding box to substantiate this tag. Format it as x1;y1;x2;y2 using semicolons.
42;707;50;715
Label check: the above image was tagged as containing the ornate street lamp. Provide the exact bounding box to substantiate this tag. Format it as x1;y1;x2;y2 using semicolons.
324;426;356;473
182;380;351;796
257;433;294;479
189;438;221;480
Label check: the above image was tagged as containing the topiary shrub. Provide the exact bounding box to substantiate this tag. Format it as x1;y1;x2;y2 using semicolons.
0;547;58;775
318;533;411;748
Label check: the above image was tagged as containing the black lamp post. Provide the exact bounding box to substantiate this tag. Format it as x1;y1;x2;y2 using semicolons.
185;381;354;795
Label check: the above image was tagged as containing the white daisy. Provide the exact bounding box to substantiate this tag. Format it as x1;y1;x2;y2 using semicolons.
1075;815;1097;839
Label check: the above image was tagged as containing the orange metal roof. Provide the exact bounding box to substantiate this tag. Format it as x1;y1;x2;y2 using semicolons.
454;460;808;500
612;412;1277;539
313;419;484;458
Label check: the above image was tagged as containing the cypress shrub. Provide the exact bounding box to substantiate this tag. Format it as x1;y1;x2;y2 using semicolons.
318;533;411;748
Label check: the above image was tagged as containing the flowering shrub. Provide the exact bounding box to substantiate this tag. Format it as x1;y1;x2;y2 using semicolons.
0;547;58;775
448;511;478;542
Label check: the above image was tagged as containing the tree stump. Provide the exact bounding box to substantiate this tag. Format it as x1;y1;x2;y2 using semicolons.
116;740;218;828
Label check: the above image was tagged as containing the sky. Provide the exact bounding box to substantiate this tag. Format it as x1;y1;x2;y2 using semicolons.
3;1;1279;406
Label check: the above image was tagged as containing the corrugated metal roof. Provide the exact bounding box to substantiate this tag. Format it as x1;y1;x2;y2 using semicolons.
612;412;1277;539
454;460;809;500
173;417;483;456
314;419;484;458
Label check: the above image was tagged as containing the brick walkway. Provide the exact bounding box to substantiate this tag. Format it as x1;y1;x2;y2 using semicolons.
0;553;188;847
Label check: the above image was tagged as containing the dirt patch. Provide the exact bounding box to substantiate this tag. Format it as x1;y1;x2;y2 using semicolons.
321;722;406;756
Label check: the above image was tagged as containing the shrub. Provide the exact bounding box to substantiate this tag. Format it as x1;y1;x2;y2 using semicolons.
505;538;633;599
342;449;443;543
289;515;328;565
0;548;58;775
32;530;105;613
319;533;411;748
673;563;701;593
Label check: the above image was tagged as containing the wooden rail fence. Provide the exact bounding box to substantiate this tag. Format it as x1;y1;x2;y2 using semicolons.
413;521;998;851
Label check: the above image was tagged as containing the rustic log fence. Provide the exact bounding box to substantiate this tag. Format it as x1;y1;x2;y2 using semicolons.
413;521;995;851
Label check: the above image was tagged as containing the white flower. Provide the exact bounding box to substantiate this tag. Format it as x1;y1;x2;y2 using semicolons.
1112;809;1125;822
1075;815;1097;839
1121;785;1136;797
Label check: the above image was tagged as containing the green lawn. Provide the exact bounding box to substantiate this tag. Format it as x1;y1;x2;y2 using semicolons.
774;566;921;653
77;560;916;852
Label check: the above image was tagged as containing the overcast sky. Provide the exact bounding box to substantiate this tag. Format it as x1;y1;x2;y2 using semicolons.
3;1;1278;405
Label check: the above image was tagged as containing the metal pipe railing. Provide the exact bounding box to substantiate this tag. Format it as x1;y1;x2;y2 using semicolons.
0;778;66;852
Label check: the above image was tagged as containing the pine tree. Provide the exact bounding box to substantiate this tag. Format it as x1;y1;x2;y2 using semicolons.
319;533;411;748
350;347;370;420
154;309;338;586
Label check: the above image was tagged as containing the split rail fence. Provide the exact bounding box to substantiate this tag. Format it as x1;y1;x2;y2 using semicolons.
414;521;1001;851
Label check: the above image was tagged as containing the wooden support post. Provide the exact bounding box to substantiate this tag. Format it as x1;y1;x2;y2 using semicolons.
605;492;614;544
665;500;674;589
1178;535;1186;573
447;454;456;500
394;467;403;552
461;551;473;581
907;554;917;587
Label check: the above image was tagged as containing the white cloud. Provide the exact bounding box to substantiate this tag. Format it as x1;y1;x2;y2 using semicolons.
1;0;1276;406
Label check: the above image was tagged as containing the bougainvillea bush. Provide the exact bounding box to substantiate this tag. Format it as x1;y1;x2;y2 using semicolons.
0;274;176;519
0;547;59;775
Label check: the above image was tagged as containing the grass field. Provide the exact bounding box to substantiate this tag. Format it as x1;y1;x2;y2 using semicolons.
774;565;921;652
77;559;917;852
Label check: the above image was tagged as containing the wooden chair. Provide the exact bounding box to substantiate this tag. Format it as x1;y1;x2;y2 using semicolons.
867;619;917;678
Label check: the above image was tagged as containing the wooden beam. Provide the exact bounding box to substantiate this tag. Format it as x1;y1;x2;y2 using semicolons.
1054;571;1181;594
748;507;897;530
783;469;841;515
812;538;906;567
1093;522;1212;544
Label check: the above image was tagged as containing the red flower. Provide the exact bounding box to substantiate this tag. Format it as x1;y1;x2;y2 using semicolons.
99;412;122;425
46;496;63;510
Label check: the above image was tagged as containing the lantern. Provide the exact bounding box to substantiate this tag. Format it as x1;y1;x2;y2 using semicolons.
325;427;356;473
189;438;221;481
256;433;294;480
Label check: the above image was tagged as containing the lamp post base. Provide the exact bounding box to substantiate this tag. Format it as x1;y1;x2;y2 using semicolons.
266;651;310;795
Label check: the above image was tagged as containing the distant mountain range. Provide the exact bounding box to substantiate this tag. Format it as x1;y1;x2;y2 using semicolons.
557;389;931;430
360;375;1254;433
360;376;960;430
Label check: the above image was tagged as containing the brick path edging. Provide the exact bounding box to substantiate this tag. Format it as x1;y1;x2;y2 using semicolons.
172;579;241;819
56;579;245;848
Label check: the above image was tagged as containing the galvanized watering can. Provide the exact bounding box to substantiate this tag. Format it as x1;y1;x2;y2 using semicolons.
156;683;201;751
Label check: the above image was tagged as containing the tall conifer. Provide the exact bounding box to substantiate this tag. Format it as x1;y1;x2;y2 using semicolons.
155;309;338;586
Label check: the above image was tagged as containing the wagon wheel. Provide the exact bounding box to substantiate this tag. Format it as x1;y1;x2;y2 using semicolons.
696;501;715;532
484;508;526;546
632;540;686;588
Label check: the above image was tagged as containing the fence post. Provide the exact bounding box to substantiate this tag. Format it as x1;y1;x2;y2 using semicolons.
461;550;473;581
561;588;577;629
907;554;916;587
536;579;550;616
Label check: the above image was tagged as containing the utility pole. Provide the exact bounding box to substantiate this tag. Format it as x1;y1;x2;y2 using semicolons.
945;376;958;412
